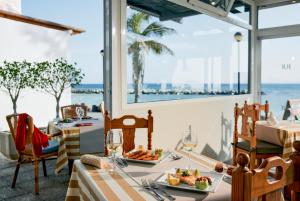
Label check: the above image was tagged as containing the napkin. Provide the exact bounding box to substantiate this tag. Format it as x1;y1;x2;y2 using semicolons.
80;154;108;169
267;112;278;126
75;122;93;127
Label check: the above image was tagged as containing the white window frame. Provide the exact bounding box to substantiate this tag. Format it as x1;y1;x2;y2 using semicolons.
118;0;255;111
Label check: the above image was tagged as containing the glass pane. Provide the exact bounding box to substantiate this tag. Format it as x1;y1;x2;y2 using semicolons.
259;4;300;28
261;37;300;118
126;5;250;104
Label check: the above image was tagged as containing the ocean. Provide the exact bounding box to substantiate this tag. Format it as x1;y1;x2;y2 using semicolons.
72;83;300;119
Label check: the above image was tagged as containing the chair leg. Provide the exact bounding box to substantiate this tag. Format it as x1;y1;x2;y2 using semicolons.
34;160;39;195
42;159;47;177
232;146;237;166
68;159;74;175
249;152;256;170
11;156;22;188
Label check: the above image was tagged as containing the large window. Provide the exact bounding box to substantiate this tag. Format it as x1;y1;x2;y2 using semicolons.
126;5;250;103
259;4;300;28
261;37;300;118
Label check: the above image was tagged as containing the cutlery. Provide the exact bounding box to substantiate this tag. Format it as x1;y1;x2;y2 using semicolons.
116;158;128;168
115;158;125;168
141;179;165;201
169;153;182;160
149;180;175;200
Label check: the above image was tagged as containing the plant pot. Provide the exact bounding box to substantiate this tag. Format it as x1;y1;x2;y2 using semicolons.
0;131;18;160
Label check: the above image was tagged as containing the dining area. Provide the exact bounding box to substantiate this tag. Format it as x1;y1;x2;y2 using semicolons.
2;100;300;201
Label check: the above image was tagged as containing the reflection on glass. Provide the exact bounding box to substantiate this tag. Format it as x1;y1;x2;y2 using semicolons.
126;4;249;104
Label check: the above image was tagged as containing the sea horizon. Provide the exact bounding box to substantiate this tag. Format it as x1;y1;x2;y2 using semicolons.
72;83;300;119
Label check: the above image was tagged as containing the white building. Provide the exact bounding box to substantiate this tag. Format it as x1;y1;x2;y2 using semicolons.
0;0;84;130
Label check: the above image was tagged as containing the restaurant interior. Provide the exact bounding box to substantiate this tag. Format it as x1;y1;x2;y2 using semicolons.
1;0;300;200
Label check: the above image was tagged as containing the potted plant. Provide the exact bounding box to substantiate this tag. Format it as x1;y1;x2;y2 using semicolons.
36;58;84;119
0;60;37;159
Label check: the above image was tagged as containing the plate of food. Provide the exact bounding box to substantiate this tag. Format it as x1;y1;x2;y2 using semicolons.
122;148;170;164
156;168;223;193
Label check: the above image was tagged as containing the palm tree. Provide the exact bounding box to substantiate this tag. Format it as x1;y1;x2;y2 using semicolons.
127;12;175;103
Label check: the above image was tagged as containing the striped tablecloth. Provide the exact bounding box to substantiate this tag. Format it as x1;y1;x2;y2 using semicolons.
55;137;68;174
63;127;81;160
256;121;300;159
65;152;231;201
66;160;157;201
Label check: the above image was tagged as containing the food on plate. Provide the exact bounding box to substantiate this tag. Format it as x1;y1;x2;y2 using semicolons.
215;162;224;173
180;175;196;186
155;148;163;157
195;177;209;190
167;174;180;186
193;169;200;177
138;145;144;151
166;168;212;190
124;150;160;161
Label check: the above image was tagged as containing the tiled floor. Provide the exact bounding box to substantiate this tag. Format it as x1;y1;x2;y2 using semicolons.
0;153;70;201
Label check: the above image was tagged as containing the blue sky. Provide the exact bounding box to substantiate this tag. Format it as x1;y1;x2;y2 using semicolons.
22;0;103;84
22;1;300;84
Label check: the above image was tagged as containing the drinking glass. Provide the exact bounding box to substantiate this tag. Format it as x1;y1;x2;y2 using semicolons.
289;107;298;123
76;107;84;121
106;129;123;173
182;127;198;170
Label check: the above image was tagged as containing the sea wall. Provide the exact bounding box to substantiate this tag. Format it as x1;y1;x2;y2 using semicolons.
0;17;72;130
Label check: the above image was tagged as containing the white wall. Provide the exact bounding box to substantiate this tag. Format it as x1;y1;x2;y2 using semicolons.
0;0;21;13
0;17;71;130
118;96;251;162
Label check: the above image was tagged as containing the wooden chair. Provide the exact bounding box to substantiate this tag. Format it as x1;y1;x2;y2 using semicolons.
104;110;153;156
232;144;300;201
232;101;283;170
6;114;62;194
61;104;88;119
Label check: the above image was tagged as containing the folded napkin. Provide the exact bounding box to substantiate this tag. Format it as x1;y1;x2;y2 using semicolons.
80;154;108;169
75;122;93;127
267;112;278;126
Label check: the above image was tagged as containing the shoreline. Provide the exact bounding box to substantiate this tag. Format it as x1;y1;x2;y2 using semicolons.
71;88;253;95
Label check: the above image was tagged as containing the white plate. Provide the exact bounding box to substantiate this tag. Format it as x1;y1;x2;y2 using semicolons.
122;151;171;165
156;168;224;193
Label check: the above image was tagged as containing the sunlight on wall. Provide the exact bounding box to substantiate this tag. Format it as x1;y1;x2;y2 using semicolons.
0;17;71;130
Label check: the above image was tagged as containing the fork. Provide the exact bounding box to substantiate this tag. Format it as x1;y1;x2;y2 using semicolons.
141;179;165;201
149;180;176;200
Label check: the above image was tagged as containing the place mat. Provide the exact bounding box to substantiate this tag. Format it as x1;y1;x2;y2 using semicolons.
66;160;157;201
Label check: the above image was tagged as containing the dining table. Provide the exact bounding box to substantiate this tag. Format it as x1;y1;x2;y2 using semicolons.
49;114;104;173
256;120;300;159
65;150;231;201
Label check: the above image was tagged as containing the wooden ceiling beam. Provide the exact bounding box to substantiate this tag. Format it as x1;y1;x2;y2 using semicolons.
0;9;85;35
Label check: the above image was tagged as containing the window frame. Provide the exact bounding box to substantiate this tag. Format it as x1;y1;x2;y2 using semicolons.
120;0;254;109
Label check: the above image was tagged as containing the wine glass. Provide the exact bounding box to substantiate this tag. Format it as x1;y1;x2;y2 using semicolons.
76;107;84;121
289;107;299;123
106;129;123;173
182;126;198;170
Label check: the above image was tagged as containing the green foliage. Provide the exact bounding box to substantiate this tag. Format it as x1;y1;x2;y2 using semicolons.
35;58;84;118
36;58;84;97
0;60;38;113
127;11;175;102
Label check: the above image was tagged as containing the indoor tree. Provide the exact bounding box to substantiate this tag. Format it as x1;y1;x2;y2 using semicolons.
36;58;84;118
0;60;37;113
127;12;175;103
